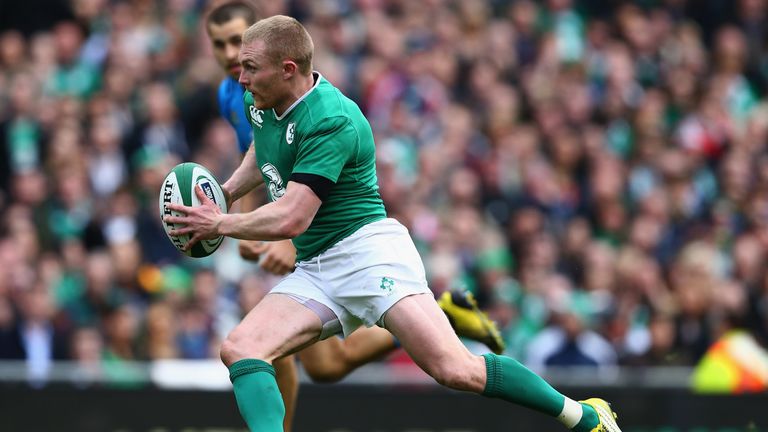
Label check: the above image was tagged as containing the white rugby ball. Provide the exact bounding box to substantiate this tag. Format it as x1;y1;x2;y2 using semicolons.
159;162;228;258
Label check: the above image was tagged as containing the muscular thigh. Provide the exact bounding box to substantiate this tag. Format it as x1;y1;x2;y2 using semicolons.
382;293;472;369
383;293;486;392
228;293;324;363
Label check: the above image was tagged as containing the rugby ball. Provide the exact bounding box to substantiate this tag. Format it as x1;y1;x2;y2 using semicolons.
159;162;228;258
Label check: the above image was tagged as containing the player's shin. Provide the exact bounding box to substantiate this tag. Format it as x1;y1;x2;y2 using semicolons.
481;353;599;431
229;359;285;432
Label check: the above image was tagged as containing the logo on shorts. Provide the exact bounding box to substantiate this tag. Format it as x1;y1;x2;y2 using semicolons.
380;277;395;293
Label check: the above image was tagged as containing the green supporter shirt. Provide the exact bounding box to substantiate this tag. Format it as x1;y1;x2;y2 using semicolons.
244;72;386;261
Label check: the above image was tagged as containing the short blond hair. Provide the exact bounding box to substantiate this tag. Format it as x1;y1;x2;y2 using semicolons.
243;15;313;75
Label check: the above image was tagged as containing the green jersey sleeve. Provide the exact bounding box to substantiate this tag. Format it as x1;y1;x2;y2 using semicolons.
292;116;356;183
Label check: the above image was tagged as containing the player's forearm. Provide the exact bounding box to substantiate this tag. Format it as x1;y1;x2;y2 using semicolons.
218;182;320;241
217;200;300;241
223;142;263;202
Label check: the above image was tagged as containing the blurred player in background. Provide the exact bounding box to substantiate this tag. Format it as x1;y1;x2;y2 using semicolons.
205;3;506;431
174;14;621;432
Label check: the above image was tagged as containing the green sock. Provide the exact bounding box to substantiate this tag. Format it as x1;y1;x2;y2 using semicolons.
573;403;599;432
229;359;285;432
481;353;566;417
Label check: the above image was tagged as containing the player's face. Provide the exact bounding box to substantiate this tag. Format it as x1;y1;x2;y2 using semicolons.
238;39;285;109
207;17;250;80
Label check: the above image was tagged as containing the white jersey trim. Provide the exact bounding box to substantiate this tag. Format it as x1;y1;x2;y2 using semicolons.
273;71;323;121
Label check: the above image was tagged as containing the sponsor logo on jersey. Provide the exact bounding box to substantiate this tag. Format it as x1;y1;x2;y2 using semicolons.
286;122;295;145
250;106;264;128
261;163;286;200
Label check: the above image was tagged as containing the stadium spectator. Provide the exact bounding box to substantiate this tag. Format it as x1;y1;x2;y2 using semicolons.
0;282;70;384
525;274;618;369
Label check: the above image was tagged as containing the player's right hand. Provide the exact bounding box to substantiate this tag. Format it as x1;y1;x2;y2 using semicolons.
239;240;268;262
258;240;296;275
238;240;297;275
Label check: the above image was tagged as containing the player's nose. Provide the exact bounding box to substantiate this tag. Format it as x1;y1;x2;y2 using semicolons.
225;43;239;60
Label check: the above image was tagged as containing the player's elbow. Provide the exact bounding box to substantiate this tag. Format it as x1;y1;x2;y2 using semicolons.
276;216;309;239
276;210;312;239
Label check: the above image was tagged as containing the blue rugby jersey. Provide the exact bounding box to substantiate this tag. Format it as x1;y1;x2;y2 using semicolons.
217;76;252;154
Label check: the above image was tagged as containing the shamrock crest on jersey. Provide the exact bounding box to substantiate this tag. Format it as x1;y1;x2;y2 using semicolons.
286;122;296;145
261;163;285;200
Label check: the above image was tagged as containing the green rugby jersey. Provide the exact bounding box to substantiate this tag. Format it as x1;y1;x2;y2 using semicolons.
244;72;386;261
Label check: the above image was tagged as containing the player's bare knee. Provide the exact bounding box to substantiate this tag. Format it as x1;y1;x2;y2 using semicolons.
301;352;350;383
302;359;345;382
219;336;245;366
426;353;481;391
429;363;471;390
304;365;345;383
220;330;267;366
307;353;356;383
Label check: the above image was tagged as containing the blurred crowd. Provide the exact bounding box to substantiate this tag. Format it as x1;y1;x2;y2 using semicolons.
1;0;768;383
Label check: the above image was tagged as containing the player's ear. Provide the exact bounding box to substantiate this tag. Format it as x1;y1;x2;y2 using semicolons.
282;60;298;79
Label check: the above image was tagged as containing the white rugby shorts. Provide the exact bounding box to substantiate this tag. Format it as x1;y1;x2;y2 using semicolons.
270;218;431;338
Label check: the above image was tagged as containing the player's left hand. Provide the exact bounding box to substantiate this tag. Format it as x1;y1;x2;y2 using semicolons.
164;185;224;250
